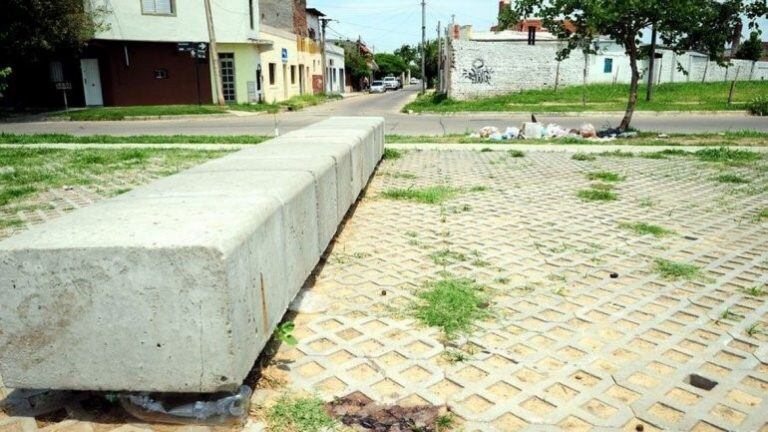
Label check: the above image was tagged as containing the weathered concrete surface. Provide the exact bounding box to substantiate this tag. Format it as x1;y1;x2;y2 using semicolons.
0;117;385;393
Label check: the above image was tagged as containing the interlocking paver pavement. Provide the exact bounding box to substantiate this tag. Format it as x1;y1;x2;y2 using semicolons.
2;149;767;432
267;149;768;431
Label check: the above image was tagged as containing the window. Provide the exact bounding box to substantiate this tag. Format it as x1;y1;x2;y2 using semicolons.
604;58;614;74
269;63;276;85
49;61;64;83
219;53;236;103
290;65;296;85
142;0;174;15
248;0;254;29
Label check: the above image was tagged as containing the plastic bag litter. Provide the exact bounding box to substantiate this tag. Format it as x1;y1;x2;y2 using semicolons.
580;124;597;139
503;127;520;139
119;385;252;425
478;126;500;138
522;122;543;140
489;133;505;141
545;124;571;139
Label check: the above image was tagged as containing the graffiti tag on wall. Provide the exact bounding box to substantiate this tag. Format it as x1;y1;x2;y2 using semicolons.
462;59;493;84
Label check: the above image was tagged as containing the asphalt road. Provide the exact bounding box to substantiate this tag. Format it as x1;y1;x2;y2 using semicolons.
2;85;766;136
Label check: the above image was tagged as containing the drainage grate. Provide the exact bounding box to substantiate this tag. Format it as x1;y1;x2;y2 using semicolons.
686;374;718;391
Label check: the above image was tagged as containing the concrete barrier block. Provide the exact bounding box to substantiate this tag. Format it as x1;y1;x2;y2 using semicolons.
0;196;284;392
282;129;377;183
188;154;339;250
309;117;385;160
115;171;321;292
251;139;361;215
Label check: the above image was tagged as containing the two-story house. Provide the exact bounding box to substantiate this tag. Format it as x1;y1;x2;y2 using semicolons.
81;0;266;106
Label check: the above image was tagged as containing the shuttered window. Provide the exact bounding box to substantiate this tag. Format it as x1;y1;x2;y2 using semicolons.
142;0;174;15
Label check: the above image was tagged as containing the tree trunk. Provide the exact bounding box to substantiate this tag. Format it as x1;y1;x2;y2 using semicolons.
619;45;640;131
646;24;657;102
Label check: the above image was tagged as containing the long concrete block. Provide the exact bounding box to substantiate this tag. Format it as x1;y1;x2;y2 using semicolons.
281;129;378;182
0;117;384;393
307;117;385;161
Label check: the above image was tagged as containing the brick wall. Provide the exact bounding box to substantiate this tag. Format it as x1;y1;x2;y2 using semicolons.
293;0;308;37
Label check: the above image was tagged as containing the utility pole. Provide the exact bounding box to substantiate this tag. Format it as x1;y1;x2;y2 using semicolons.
320;17;331;93
437;21;442;93
204;0;225;105
646;23;657;102
421;0;426;93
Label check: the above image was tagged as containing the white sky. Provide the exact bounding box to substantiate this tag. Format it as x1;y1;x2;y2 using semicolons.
306;0;767;53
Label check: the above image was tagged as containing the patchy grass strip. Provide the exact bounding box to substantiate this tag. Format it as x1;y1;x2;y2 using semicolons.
572;153;597;161
383;148;404;160
577;189;618;202
587;171;624;182
654;259;702;281
0;133;270;145
381;186;462;205
714;173;751;184
267;395;337;432
620;222;675;237
411;278;491;339
740;285;767;297
429;249;468;266
507;150;525;158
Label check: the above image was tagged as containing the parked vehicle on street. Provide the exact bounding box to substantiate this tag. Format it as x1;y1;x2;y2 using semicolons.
382;76;400;90
370;80;387;93
410;77;420;85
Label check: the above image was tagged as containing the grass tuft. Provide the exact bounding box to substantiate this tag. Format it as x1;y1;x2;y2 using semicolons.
381;186;462;205
411;278;491;339
577;189;618;202
267;395;337;432
740;285;767;297
620;222;675;237
572;153;597;161
383;148;404;160
694;147;762;163
654;259;701;281
587;171;624;182
714;173;750;184
429;249;468;265
507;150;525;158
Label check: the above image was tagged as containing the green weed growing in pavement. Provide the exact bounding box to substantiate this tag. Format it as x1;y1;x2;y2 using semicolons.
411;278;492;339
653;259;701;281
590;183;616;191
714;173;751;184
469;185;489;192
598;150;635;158
267;395;337;432
572;153;596;161
638;198;656;208
757;209;768;221
507;150;525;158
620;222;675;237
587;171;624;182
274;321;298;346
740;285;767;297
442;349;471;364
694;147;762;164
429;249;468;265
383;148;404;160
577;189;618;202
380;171;418;180
381;186;461;205
746;323;766;337
480;147;493;152
720;308;743;321
436;414;457;432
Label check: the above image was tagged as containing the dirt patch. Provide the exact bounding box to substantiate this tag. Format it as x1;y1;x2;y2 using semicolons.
325;392;447;432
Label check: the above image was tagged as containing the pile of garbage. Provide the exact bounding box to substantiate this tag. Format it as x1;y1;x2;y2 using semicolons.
471;121;638;142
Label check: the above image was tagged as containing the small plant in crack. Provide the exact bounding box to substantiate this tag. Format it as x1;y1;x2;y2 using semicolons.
746;322;766;337
552;286;568;297
495;276;510;285
587;171;624;182
480;147;493;153
620;222;675;237
577;189;618;202
383;148;404;160
436;414;457;432
267;395;337;432
753;208;768;222
507;150;525;158
714;173;751;184
274;321;298;346
740;285;767;297
382;186;462;205
653;259;702;281
469;185;489;192
429;249;468;265
720;308;743;322
410;278;492;339
442;349;471;364
572;153;596;161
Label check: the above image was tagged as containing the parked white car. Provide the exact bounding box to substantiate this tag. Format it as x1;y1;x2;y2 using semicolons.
382;76;400;90
370;80;386;93
410;77;420;85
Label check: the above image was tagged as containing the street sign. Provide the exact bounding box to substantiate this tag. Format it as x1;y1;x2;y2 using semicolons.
178;42;208;59
55;82;72;90
281;48;289;63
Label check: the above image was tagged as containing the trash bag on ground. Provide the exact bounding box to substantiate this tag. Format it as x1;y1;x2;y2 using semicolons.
503;127;520;140
580;124;597;139
119;385;252;425
522;122;543;139
478;126;500;138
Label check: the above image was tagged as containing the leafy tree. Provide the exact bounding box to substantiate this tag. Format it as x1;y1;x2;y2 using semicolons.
394;45;418;66
0;68;11;95
736;32;765;61
374;53;408;78
415;40;439;87
0;0;105;67
336;40;372;88
514;0;754;130
497;4;520;31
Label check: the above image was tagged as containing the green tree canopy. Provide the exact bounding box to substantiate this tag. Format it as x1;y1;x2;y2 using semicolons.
374;53;408;77
497;5;520;31
514;0;757;130
336;40;372;86
0;0;103;66
736;32;765;61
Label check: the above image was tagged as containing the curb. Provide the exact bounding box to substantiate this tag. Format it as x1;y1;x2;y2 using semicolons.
405;111;751;117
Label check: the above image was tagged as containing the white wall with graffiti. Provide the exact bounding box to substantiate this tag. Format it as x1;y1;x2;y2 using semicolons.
445;29;768;101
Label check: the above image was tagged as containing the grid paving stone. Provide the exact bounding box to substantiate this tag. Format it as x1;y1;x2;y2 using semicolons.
1;148;767;431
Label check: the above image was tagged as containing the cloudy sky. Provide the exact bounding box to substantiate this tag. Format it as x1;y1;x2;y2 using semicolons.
306;0;767;54
306;0;499;52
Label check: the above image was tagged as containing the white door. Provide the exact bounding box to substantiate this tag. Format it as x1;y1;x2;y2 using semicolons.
80;59;104;106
